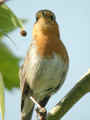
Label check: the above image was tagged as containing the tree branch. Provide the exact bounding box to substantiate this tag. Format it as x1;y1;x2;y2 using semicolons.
47;70;90;120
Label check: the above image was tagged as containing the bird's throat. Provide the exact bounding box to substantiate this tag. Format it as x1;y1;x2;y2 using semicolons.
32;20;68;63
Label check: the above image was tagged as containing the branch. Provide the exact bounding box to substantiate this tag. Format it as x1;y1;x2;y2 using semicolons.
47;70;90;120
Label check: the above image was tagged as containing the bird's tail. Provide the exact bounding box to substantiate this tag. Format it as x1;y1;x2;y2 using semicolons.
21;97;34;120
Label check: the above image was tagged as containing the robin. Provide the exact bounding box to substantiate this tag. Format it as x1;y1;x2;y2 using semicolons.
19;9;69;120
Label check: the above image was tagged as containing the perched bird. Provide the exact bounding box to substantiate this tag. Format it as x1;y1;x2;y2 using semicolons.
19;9;69;120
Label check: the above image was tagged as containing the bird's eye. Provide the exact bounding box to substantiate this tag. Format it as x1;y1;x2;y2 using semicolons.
36;16;39;21
50;15;55;21
42;12;45;16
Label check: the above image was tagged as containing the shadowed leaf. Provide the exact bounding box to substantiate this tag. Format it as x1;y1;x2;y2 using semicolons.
0;4;28;90
0;41;20;89
0;4;27;38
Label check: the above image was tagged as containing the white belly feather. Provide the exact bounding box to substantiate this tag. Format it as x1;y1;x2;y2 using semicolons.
26;45;68;96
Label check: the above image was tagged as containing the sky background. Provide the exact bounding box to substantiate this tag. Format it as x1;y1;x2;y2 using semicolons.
2;0;90;120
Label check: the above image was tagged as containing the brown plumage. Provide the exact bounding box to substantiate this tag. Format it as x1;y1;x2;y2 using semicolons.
19;9;69;120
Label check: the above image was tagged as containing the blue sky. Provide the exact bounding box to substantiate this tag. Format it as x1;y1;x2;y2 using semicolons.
3;0;90;120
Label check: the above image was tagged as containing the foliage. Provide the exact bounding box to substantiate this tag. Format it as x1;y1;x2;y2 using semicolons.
0;42;20;89
0;4;27;89
0;73;5;120
0;4;27;38
0;3;27;120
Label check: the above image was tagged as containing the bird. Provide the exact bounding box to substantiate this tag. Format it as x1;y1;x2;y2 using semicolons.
19;9;69;120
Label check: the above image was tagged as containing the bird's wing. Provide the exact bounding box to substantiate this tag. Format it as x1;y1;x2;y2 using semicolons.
19;42;33;92
19;64;25;91
19;61;34;120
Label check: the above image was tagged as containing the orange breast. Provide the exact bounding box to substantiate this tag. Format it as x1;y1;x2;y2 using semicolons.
32;18;69;64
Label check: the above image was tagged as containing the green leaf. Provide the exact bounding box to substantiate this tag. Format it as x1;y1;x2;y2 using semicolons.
0;4;28;90
0;73;5;120
0;41;20;90
0;4;27;38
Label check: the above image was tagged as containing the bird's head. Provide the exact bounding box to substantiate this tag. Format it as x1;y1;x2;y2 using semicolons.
32;10;60;38
35;9;56;25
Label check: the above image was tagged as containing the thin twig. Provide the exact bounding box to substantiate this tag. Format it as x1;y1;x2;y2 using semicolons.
47;70;90;120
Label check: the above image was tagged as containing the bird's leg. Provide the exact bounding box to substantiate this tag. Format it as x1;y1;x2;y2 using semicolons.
36;107;47;120
30;96;42;109
29;96;47;120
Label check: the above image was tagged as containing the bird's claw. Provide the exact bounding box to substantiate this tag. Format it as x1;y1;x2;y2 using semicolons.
36;107;47;120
